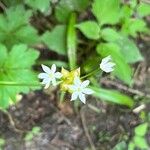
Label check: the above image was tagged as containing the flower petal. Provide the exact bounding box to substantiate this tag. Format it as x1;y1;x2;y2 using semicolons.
55;72;63;79
52;78;57;86
83;88;93;95
38;73;49;79
41;64;51;74
74;76;81;85
81;80;90;88
41;78;51;84
106;62;116;68
44;82;50;89
101;55;112;64
79;93;86;104
51;64;56;73
71;92;79;101
100;65;114;73
69;85;78;91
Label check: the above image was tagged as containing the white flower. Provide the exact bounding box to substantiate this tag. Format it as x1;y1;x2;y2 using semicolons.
38;64;62;89
100;55;115;73
69;77;93;104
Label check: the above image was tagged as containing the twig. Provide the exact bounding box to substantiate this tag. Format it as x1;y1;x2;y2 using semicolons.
80;107;96;150
101;78;150;98
1;109;25;133
0;1;6;10
140;0;150;4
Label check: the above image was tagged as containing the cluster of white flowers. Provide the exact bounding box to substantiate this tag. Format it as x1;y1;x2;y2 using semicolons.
38;55;115;104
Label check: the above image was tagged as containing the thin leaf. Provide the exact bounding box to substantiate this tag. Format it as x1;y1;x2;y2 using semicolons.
91;86;134;107
67;12;77;70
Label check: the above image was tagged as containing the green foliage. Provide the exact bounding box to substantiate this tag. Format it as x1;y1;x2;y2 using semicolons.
42;25;67;55
91;86;134;107
25;0;51;13
112;141;127;150
134;123;148;137
116;36;143;63
128;123;149;149
55;0;89;23
1;0;23;6
133;136;149;149
0;44;40;109
121;18;147;37
24;126;41;141
92;0;120;26
76;21;100;40
0;138;6;150
101;28;120;42
137;3;150;17
0;5;38;48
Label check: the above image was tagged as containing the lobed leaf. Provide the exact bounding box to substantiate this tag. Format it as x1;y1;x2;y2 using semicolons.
92;0;120;26
76;21;100;40
42;25;67;55
0;44;40;109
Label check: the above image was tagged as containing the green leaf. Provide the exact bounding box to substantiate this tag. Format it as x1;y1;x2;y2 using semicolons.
112;141;127;150
0;138;5;146
67;13;77;70
42;25;66;55
97;43;132;85
134;123;148;136
0;5;38;48
133;136;149;149
0;44;7;67
92;0;120;25
121;18;147;37
1;0;23;6
32;126;41;134
55;0;89;23
137;3;150;17
128;142;135;150
25;0;50;13
101;28;120;42
116;36;143;63
120;5;133;20
24;132;34;141
76;21;100;40
91;86;134;107
0;44;40;109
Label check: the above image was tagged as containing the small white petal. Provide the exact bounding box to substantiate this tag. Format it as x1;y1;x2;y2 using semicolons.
44;81;50;89
83;88;94;95
51;64;56;73
55;72;63;79
41;64;51;74
100;65;114;73
79;93;86;104
52;78;57;86
42;78;51;84
74;76;81;85
71;92;79;101
38;73;49;79
101;55;112;64
69;85;78;91
81;80;90;88
100;56;115;73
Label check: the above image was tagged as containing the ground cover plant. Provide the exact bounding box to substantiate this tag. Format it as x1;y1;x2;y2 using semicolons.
0;0;150;149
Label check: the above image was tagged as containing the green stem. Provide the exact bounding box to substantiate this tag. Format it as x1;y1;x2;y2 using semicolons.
0;81;41;86
81;68;100;79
